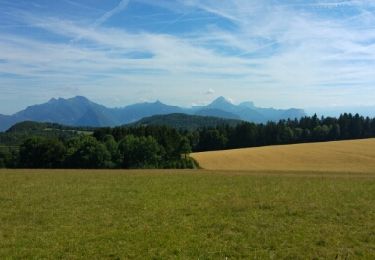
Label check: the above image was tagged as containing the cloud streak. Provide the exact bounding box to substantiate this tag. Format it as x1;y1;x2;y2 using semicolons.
0;0;375;112
94;0;131;27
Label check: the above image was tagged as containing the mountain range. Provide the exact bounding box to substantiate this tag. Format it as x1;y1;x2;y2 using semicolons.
0;96;306;131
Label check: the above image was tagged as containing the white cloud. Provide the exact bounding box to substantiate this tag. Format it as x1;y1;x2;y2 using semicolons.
205;88;215;95
1;0;375;112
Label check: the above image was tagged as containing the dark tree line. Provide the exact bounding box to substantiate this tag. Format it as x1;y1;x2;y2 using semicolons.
191;113;375;152
0;128;194;169
1;113;375;169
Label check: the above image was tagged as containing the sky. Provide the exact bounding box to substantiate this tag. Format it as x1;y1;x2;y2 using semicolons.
1;0;375;114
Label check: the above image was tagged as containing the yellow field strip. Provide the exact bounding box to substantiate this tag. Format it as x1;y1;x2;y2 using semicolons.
191;139;375;173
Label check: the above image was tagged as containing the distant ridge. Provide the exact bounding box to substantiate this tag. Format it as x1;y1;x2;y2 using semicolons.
130;113;243;130
195;108;240;120
0;96;306;131
6;121;94;133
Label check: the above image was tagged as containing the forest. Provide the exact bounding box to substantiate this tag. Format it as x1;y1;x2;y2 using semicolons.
1;113;375;169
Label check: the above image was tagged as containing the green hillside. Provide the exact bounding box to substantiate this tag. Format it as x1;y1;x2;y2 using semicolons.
131;113;243;130
0;121;93;146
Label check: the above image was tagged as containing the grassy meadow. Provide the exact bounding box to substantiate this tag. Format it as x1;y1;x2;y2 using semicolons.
192;138;375;172
0;169;374;259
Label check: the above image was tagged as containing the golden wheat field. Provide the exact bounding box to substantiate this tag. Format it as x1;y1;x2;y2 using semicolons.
191;138;375;173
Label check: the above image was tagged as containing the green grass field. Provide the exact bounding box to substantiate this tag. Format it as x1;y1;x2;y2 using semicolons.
1;169;374;259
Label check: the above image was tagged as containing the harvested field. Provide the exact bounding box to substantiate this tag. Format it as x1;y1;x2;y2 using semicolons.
192;139;375;172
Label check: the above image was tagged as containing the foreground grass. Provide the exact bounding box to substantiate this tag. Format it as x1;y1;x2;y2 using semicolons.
0;170;374;259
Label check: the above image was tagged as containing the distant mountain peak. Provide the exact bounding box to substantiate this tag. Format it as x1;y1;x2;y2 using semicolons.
70;96;90;102
48;96;90;104
212;96;232;104
208;96;235;108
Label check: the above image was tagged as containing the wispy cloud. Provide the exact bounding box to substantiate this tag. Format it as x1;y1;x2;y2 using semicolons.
0;0;375;112
94;0;131;26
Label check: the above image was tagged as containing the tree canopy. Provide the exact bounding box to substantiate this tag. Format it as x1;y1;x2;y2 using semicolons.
1;113;375;169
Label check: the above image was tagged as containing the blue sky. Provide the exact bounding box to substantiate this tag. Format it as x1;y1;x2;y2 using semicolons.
1;0;375;114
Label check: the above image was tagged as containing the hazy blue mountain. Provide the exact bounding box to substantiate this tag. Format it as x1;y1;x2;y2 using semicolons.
194;109;240;120
235;108;267;123
249;107;305;122
0;114;17;130
206;96;238;111
15;96;115;126
279;108;306;120
0;96;306;131
116;100;185;123
193;97;262;122
0;97;187;131
0;96;114;131
77;108;115;127
131;113;243;130
15;96;92;123
197;97;305;123
0;114;23;132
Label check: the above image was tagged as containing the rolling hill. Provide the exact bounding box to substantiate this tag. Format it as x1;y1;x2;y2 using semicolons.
191;139;375;173
0;96;306;131
0;114;242;145
6;121;94;133
131;113;243;130
0;121;94;146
